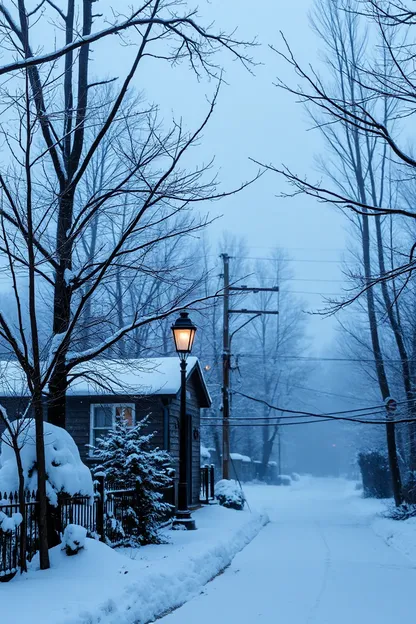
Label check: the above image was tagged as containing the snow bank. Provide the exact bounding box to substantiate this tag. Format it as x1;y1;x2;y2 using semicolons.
346;487;416;564
2;504;268;624
277;474;292;486
372;515;416;563
0;420;93;505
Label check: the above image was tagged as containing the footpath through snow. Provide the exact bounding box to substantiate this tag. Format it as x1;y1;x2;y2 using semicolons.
160;478;416;624
1;501;267;624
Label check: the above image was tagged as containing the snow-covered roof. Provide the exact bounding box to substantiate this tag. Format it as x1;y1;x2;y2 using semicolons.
0;357;211;407
230;453;252;463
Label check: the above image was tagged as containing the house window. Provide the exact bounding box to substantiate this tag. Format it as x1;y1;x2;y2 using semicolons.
90;403;135;452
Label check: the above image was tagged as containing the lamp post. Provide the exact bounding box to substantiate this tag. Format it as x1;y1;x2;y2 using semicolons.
171;311;197;530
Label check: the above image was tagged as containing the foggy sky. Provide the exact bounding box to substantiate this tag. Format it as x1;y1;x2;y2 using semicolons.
98;0;349;351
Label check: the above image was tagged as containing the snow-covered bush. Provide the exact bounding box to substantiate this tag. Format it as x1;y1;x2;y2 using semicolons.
291;472;301;482
0;420;93;505
276;475;292;486
384;503;416;521
403;472;416;504
62;524;87;556
357;451;391;499
215;479;245;510
91;416;173;546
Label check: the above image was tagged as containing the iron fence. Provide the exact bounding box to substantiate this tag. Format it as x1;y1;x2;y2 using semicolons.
200;464;215;504
0;490;39;580
0;468;201;581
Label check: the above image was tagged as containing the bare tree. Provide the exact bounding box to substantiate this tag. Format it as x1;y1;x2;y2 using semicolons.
0;1;256;569
260;0;416;503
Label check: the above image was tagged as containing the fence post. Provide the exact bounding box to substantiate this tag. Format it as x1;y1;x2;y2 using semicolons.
96;475;106;542
202;466;208;505
210;464;215;500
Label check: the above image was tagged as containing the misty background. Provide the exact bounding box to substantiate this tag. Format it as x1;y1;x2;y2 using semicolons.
0;0;404;480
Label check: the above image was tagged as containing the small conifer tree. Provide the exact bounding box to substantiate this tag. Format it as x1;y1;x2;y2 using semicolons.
92;416;173;545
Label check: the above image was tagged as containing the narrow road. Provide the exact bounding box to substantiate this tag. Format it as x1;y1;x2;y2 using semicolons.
161;479;416;623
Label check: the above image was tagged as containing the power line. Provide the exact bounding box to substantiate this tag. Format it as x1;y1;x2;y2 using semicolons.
232;255;351;265
288;383;365;402
235;355;415;363
230;391;416;425
281;277;347;283
201;408;389;422
246;246;345;252
202;419;336;427
289;290;344;296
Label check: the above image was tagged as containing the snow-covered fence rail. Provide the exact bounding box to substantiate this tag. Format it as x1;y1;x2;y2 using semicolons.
200;465;215;505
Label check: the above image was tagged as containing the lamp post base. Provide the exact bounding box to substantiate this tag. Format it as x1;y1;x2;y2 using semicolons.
172;510;197;531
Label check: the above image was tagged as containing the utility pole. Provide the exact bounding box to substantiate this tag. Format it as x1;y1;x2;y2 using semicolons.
220;253;279;480
221;253;231;480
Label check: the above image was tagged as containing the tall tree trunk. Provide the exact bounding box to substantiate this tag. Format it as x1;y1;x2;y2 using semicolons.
23;59;50;567
48;192;74;427
354;119;403;505
374;215;416;472
48;0;93;427
34;394;49;569
362;210;403;505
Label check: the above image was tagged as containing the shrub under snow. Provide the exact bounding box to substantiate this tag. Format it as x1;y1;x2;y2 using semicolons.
215;479;245;510
384;503;416;521
62;524;87;556
91;416;173;546
0;419;93;505
276;474;292;486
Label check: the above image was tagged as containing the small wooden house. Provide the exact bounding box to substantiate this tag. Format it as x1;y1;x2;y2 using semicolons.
0;357;211;507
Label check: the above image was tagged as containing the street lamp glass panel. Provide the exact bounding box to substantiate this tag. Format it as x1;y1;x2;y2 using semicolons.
171;312;197;356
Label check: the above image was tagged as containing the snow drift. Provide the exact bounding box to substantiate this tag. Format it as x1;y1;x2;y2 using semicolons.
0;420;93;504
3;504;268;624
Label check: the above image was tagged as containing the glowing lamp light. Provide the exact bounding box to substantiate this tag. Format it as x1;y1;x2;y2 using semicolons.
171;312;197;360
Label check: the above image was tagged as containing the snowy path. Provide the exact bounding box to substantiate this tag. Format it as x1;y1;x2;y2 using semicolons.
160;479;416;623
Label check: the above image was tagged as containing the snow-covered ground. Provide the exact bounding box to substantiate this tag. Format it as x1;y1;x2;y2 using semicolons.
4;477;416;624
160;478;416;623
1;502;267;624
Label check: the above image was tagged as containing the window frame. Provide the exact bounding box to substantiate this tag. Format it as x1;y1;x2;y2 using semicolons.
89;402;136;455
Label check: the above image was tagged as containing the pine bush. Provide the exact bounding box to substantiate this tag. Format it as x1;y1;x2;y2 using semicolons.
92;417;173;546
357;451;392;498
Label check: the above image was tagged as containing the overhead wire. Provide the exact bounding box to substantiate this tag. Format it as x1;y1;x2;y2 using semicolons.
200;393;416;427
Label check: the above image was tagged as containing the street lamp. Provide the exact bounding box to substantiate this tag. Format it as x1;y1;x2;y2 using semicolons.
171;311;197;530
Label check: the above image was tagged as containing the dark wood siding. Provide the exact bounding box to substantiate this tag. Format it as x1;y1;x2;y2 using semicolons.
67;395;165;464
0;364;206;506
167;369;201;506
